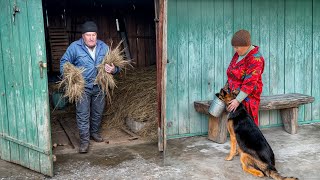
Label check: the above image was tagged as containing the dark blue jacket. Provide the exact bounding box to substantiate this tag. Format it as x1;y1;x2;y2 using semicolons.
60;38;119;89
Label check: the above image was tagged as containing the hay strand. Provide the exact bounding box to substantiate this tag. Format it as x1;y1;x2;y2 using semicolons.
58;62;85;103
95;41;131;103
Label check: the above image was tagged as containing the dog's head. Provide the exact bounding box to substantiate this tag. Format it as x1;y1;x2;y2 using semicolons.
218;88;240;105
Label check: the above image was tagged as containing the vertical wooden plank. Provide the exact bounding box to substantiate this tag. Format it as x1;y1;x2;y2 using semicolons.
251;0;260;50
257;0;271;126
188;0;202;133
312;0;320;120
268;0;281;126
0;0;11;162
233;0;244;31
19;0;41;172
276;0;286;125
166;0;179;136
284;0;296;94
27;0;53;176
2;0;20;164
177;0;189;134
213;0;224;93
223;0;234;84
243;0;252;32
304;0;313;121
295;0;306;122
12;0;29;168
201;0;215;133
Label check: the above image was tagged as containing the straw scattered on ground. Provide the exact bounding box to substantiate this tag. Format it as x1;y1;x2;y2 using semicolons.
58;62;85;103
102;66;157;140
95;41;131;104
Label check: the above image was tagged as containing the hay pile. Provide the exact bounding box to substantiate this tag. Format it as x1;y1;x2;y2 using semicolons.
95;41;131;104
58;62;85;103
102;66;157;140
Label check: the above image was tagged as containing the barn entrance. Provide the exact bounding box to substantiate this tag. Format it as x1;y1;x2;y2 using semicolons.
42;0;159;154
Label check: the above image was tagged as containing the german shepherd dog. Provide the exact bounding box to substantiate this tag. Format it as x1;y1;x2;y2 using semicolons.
218;89;298;180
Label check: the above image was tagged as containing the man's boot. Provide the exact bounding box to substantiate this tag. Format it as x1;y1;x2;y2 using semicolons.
90;133;104;142
79;143;89;153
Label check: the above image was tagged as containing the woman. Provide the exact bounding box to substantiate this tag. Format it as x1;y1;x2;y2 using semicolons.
225;29;265;126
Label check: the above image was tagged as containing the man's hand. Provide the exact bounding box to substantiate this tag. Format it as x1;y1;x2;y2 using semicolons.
227;99;240;112
105;63;115;74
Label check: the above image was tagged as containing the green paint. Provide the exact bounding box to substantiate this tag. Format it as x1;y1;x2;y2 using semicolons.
0;0;53;176
167;0;320;137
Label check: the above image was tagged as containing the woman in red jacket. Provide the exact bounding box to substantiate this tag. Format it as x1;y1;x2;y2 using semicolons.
225;30;265;126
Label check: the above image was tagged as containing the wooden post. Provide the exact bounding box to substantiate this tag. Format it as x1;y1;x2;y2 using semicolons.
208;112;228;144
280;107;298;134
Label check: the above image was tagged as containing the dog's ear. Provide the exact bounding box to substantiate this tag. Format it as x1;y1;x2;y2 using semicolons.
232;90;240;97
220;88;227;97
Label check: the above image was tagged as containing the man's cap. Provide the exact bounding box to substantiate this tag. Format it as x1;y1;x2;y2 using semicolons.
81;21;98;34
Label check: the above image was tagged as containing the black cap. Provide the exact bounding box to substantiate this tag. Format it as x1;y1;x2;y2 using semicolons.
81;21;98;34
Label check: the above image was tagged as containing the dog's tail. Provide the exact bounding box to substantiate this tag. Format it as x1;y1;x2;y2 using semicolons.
264;166;298;180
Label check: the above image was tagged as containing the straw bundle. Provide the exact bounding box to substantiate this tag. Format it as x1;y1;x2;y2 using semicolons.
102;67;157;140
95;41;130;103
58;62;85;103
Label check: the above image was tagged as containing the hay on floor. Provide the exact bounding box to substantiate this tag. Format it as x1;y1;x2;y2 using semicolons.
102;66;157;141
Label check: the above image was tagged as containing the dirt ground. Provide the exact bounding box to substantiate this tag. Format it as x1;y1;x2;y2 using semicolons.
1;123;320;180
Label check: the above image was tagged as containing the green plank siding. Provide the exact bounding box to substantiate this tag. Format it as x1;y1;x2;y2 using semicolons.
0;0;52;176
313;0;320;120
188;0;202;134
167;0;320;138
200;0;215;132
167;0;179;136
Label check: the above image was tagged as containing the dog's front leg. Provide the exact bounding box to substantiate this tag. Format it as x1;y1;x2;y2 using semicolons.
225;120;238;161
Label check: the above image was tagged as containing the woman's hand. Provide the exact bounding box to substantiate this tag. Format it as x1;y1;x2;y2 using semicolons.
227;99;240;112
105;63;115;74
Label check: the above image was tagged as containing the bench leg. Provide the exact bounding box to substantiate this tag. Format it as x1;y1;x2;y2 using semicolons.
208;112;228;144
280;107;298;134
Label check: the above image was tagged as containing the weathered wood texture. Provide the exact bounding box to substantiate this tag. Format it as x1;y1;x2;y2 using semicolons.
194;93;314;141
194;93;315;114
0;0;53;176
208;113;228;144
45;2;156;69
167;0;320;138
280;108;298;134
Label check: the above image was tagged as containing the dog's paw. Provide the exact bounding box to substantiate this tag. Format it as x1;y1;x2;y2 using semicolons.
225;155;234;161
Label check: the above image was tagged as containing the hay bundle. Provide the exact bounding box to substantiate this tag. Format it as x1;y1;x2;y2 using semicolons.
102;67;157;140
58;62;85;103
95;41;130;103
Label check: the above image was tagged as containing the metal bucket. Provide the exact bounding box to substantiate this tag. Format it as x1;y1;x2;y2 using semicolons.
208;93;226;117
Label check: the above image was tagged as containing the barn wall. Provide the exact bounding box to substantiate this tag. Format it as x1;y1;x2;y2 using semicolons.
44;2;156;71
167;0;320;137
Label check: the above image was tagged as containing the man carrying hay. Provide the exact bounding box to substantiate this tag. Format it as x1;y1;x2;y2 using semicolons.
60;21;120;153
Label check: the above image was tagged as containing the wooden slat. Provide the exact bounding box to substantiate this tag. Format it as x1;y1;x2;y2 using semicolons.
200;0;215;133
166;0;179;136
28;0;53;176
312;0;320;120
177;0;189;134
188;0;202;133
1;0;19;165
194;93;315;115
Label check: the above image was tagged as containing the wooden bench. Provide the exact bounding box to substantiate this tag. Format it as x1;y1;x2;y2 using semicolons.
194;93;315;144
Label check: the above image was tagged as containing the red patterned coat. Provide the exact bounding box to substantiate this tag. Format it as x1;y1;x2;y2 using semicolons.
226;46;265;125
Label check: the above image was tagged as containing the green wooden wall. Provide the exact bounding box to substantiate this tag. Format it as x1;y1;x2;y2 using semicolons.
167;0;320;138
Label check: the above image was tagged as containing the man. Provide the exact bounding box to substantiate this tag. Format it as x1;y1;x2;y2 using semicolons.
60;21;120;153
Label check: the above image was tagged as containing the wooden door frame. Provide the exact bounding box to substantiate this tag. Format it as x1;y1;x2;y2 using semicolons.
155;0;167;152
